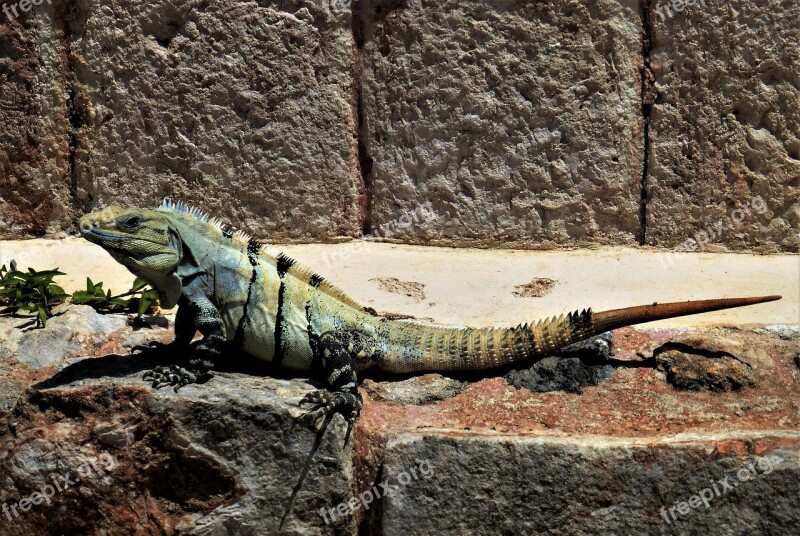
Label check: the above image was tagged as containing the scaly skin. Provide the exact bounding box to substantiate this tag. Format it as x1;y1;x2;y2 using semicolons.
78;200;781;426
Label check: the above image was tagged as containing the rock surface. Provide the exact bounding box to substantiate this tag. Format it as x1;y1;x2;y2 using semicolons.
381;433;799;535
360;0;644;248
69;0;362;241
639;333;774;392
645;0;800;252
1;312;798;534
0;10;72;237
0;306;355;535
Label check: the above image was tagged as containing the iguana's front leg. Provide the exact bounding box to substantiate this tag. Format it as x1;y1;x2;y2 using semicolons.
132;295;196;354
143;289;224;391
299;331;364;431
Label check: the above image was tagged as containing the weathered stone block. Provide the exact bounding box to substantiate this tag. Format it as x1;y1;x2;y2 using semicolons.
381;433;800;535
0;375;356;535
0;305;355;534
69;0;363;240
0;10;72;237
361;0;644;248
645;0;800;252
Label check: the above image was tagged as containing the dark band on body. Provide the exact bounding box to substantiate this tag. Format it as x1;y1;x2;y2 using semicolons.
234;246;260;346
272;253;296;367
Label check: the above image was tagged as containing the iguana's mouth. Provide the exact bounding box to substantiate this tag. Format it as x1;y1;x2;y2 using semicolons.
82;227;171;261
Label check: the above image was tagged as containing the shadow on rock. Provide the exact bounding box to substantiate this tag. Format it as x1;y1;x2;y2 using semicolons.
32;345;299;391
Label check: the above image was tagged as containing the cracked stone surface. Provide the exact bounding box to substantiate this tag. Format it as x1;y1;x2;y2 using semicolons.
1;1;797;253
380;434;799;535
639;333;775;392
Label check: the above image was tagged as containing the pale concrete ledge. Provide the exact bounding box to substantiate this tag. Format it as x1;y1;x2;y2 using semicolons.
1;238;796;328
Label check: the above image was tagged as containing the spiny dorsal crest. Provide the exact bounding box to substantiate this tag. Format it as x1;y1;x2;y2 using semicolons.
156;198;369;312
159;198;212;222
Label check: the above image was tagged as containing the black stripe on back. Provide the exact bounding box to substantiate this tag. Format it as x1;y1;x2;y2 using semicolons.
222;225;234;239
309;273;324;287
305;301;322;371
272;280;289;367
277;253;296;277
235;264;258;347
248;238;261;256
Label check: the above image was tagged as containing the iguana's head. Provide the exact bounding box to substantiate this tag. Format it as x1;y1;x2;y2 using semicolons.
79;206;183;306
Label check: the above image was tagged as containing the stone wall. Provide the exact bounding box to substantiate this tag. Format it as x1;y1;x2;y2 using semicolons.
0;0;796;251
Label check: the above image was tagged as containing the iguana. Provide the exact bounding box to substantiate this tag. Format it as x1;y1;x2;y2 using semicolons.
78;200;781;427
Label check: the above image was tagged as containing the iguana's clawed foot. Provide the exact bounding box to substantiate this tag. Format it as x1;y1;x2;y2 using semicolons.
131;340;172;354
143;360;213;392
298;389;362;430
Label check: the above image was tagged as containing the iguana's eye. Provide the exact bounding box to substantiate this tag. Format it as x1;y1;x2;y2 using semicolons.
120;215;144;229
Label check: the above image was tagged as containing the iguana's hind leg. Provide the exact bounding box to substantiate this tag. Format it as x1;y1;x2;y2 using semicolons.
299;332;363;431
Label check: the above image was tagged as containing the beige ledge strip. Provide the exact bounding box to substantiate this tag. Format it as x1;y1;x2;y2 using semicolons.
1;238;797;328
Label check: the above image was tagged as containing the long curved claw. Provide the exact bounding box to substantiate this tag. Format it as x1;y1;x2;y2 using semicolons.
298;389;362;431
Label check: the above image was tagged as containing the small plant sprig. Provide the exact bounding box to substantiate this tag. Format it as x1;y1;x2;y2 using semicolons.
0;260;161;328
0;260;69;328
71;277;160;316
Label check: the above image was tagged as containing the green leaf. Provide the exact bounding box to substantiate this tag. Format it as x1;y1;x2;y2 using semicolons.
137;296;150;316
131;278;148;291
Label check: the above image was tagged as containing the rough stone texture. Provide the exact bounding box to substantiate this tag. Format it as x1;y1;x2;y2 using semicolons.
0;8;73;237
359;326;800;533
645;0;800;252
68;0;362;240
1;308;798;533
1;0;797;253
362;375;467;404
0;307;355;535
381;434;799;535
0;304;172;412
360;0;644;248
504;333;615;394
639;333;775;392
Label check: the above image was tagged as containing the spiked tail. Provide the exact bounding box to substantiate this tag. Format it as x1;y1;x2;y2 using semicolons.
380;295;780;374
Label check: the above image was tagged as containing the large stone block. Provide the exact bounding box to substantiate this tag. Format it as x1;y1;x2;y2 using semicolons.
380;433;800;535
69;0;363;240
361;0;644;248
645;0;800;252
0;9;72;237
0;305;356;534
